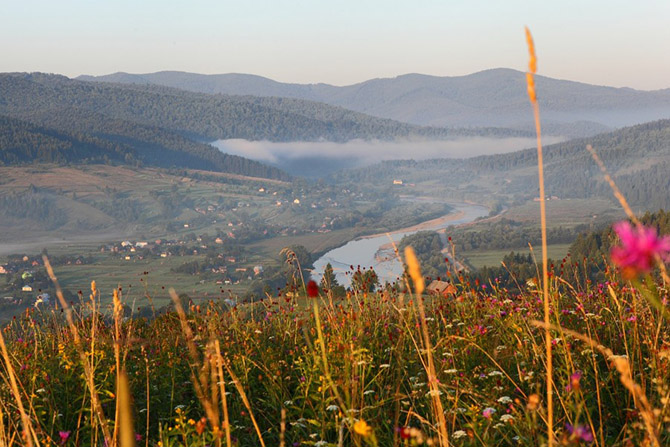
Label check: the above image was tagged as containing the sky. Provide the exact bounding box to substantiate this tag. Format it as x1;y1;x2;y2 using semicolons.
2;0;669;90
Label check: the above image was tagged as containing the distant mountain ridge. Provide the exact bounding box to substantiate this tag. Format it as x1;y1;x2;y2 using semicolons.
79;69;670;137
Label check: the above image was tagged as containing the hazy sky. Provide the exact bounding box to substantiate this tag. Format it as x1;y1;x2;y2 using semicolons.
2;0;669;89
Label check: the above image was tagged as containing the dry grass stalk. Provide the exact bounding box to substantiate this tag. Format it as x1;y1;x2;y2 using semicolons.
404;246;450;447
168;289;220;429
0;323;36;447
524;26;554;447
214;340;232;447
532;320;661;447
113;288;123;446
42;255;112;444
218;354;266;447
118;372;136;447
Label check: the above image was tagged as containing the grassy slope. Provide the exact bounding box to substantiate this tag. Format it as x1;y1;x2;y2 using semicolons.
1;264;668;446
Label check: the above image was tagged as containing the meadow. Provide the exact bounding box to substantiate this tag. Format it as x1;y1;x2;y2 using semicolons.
1;251;669;447
2;29;670;447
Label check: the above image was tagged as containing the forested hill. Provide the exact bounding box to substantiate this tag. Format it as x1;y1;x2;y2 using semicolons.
0;114;290;180
0;115;135;165
0;73;525;143
337;119;670;210
78;69;670;137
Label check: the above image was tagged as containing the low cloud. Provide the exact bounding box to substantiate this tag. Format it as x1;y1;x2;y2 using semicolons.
211;136;564;176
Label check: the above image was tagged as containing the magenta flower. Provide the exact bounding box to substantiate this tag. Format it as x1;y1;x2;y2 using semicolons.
482;407;496;419
59;431;71;444
610;221;670;278
566;424;594;443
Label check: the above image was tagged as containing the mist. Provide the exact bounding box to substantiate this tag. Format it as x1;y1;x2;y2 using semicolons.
211;137;564;177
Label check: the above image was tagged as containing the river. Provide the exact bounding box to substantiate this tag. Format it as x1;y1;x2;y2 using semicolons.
311;201;489;286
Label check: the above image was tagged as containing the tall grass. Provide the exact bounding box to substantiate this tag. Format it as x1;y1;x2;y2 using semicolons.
0;29;669;447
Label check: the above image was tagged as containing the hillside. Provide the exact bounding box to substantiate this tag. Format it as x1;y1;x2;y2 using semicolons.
334;119;670;210
79;68;670;137
1;72;524;146
0;115;135;165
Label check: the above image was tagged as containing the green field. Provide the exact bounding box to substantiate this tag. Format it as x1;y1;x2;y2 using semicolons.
463;243;572;269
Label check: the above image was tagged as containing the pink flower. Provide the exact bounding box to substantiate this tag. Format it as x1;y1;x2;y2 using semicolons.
482;407;496;419
59;431;71;444
610;221;670;278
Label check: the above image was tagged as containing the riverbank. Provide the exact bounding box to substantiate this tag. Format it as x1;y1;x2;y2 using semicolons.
359;209;466;240
312;201;489;285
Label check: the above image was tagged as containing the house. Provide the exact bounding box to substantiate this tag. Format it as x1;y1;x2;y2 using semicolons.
253;265;264;275
425;280;457;297
293;199;300;204
121;241;132;247
0;266;7;274
393;179;403;185
136;242;148;248
22;285;33;292
215;237;224;244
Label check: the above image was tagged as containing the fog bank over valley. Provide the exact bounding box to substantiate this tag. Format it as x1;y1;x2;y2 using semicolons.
212;136;564;177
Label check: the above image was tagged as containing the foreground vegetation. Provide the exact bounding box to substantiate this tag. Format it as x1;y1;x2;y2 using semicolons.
1;245;669;446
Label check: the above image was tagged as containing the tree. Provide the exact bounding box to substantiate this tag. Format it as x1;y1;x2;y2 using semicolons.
320;263;339;290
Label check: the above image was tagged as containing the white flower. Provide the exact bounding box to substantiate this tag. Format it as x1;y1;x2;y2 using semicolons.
452;430;467;439
444;368;458;374
488;370;503;377
315;441;328;447
284;400;294;406
379;364;390;368
326;405;339;412
363;390;375;395
426;390;443;397
497;396;513;404
500;414;514;423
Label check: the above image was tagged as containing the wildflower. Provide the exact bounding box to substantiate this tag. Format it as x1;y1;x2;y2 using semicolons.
497;396;513;404
500;414;514;423
527;394;540;410
566;371;582;392
452;430;467;439
59;431;70;444
306;280;319;297
353;419;372;437
196;417;207;435
610;221;670;278
482;407;496;419
565;424;594;443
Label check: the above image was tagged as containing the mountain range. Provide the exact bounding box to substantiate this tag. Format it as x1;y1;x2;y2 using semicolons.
0;72;530;179
78;68;670;137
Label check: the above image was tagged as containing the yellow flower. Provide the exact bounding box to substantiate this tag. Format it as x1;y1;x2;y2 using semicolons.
353;419;372;437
